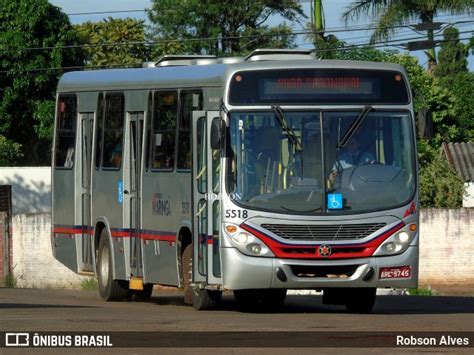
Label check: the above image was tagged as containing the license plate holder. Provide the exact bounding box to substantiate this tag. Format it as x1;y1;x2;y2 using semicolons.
379;265;411;279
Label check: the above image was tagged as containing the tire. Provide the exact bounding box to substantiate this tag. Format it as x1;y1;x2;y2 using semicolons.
97;229;128;301
234;289;287;309
127;283;153;302
344;288;377;313
192;288;222;311
182;243;222;310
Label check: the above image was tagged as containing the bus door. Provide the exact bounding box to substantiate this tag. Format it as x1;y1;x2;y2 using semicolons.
79;112;94;272
192;111;222;286
124;112;145;279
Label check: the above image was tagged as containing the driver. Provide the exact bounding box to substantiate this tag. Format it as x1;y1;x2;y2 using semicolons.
329;137;375;183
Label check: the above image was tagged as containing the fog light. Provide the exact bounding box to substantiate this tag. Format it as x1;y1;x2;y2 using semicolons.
397;232;410;243
385;242;397;253
249;243;262;255
236;233;249;244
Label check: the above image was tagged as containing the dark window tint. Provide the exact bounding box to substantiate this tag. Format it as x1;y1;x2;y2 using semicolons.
102;94;124;169
177;92;202;169
95;94;104;169
55;95;77;169
152;91;177;170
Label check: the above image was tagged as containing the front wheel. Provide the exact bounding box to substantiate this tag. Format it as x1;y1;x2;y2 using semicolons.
182;243;222;310
234;289;287;309
97;229;128;301
193;288;222;310
344;288;377;313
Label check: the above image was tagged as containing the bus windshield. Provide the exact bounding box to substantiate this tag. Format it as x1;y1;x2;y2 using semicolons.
227;110;415;214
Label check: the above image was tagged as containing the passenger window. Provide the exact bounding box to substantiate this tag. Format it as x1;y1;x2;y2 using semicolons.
55;95;77;169
177;92;202;170
95;93;104;169
152;91;177;170
102;94;124;169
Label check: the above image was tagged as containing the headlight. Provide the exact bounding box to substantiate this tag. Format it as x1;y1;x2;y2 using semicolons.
374;228;415;256
224;223;274;257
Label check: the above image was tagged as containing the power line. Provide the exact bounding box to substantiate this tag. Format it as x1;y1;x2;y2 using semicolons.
1;35;471;75
67;9;147;16
2;19;472;54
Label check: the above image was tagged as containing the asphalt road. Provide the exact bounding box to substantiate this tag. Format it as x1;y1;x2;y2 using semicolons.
1;287;473;333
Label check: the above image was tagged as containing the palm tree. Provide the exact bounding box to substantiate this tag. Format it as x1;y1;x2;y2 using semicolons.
342;0;474;71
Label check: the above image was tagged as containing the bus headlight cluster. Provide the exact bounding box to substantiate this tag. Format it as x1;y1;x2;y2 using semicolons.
374;228;415;256
224;224;274;257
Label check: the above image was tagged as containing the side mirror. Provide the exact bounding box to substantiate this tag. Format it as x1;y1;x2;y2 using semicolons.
210;117;222;150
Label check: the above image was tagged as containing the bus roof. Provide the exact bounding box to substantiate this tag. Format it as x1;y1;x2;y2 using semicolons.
57;59;408;93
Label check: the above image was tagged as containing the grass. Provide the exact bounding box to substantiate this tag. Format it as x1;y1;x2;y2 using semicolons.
407;287;435;296
4;273;17;288
80;278;98;291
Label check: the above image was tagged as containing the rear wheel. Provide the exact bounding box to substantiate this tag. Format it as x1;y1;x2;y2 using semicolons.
127;284;153;302
182;243;222;310
97;229;128;301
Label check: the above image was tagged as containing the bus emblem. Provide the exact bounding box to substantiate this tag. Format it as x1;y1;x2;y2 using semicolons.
318;244;332;257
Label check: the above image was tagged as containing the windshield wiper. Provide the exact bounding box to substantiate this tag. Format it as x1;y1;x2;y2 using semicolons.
272;105;302;152
337;105;374;149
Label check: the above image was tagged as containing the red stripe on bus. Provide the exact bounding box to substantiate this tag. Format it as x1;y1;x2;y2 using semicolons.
139;233;176;242
111;230;132;238
54;227;79;234
53;225;176;242
240;222;405;260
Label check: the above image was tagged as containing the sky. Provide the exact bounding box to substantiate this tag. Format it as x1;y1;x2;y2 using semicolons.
49;0;474;70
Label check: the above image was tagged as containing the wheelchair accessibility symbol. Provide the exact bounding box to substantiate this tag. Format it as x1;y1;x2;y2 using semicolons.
327;193;343;210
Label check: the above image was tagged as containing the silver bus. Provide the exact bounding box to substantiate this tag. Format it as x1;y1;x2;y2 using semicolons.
52;49;419;312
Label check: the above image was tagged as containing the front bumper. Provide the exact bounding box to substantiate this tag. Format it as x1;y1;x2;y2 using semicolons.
221;245;418;290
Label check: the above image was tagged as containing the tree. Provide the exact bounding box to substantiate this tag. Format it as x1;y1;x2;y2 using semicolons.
341;0;474;71
0;0;84;165
433;27;468;77
75;18;150;67
419;152;464;208
438;72;474;141
308;0;342;59
147;0;304;56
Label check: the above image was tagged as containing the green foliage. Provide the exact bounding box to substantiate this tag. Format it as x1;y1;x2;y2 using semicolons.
387;54;462;144
408;287;435;296
0;0;84;165
75;17;150;67
147;0;304;56
0;135;23;165
335;46;398;62
342;0;474;69
80;278;98;291
434;27;468;77
438;72;474;141
419;152;464;208
4;273;17;288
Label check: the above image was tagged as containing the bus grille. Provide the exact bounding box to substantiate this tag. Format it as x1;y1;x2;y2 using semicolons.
260;223;386;241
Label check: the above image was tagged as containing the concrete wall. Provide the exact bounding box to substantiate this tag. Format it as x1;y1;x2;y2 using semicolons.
7;209;474;290
11;213;86;289
0;167;51;214
419;208;474;287
464;182;474;208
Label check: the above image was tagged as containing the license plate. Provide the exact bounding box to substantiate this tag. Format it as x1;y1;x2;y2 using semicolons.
379;266;411;279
